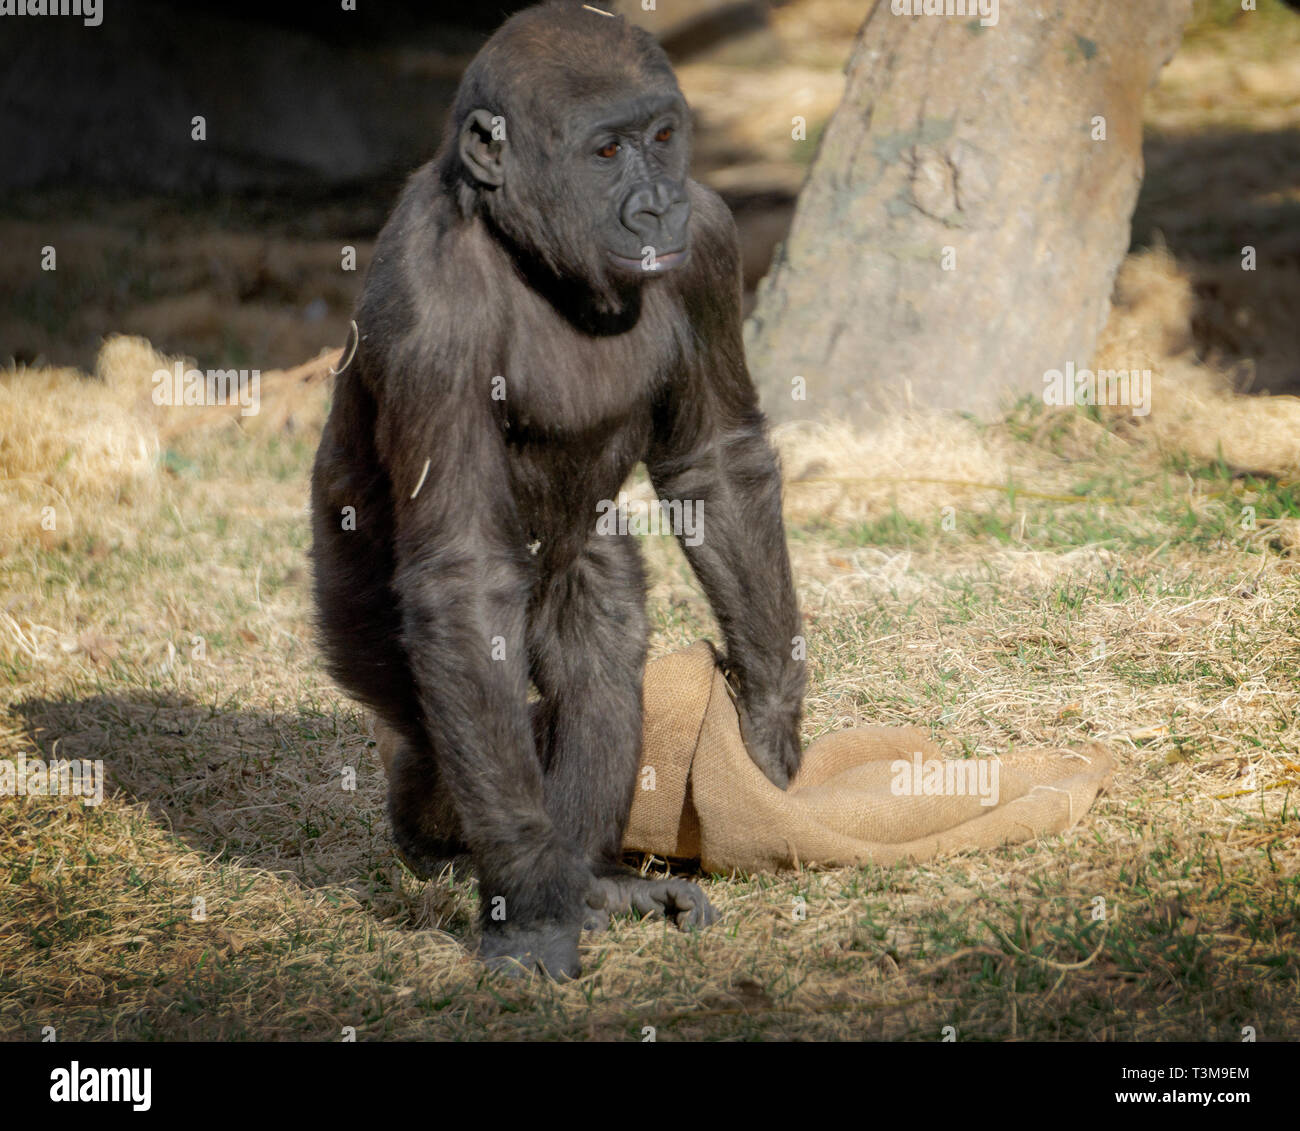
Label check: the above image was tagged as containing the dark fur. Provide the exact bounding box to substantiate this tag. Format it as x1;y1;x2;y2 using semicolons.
310;1;805;977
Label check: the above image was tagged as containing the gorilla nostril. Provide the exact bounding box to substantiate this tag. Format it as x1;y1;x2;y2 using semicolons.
622;182;689;239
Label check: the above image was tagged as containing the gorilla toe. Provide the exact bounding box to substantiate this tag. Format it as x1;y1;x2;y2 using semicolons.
588;874;718;931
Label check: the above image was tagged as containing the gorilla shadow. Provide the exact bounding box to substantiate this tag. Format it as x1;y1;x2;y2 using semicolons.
7;689;466;930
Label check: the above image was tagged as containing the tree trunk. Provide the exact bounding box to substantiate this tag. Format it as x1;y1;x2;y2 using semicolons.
744;0;1191;422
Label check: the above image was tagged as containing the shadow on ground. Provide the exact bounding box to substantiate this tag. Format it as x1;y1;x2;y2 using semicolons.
11;689;479;937
1133;126;1300;395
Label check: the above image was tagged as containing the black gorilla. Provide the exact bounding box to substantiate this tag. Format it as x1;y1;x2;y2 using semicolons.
311;1;805;977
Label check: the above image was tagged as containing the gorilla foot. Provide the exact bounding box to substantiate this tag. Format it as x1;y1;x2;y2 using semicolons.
392;843;468;882
391;827;469;881
584;873;718;932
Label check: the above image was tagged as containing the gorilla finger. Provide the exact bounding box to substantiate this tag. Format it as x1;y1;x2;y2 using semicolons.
663;880;718;930
582;905;611;932
628;884;670;919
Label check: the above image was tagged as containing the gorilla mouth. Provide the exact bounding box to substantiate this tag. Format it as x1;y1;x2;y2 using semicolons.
607;249;690;273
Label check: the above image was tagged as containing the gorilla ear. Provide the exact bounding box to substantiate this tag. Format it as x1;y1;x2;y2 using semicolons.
459;108;507;187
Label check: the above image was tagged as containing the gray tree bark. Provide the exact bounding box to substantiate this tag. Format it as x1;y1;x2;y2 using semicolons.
744;0;1191;422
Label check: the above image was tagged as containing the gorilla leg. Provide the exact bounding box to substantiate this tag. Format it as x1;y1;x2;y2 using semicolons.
312;411;468;878
530;533;646;865
529;533;716;932
375;719;467;878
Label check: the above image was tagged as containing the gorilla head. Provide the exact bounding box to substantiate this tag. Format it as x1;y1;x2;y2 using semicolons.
441;4;694;307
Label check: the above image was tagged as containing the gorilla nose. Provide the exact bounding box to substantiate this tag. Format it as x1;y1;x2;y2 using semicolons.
622;182;691;248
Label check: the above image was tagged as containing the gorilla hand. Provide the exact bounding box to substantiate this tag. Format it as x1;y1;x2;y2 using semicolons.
480;922;582;980
736;697;803;789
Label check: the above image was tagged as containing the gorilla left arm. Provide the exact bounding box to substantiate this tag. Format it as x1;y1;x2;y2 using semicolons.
646;187;806;788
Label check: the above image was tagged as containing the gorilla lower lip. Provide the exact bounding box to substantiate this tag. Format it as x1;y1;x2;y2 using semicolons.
610;250;688;271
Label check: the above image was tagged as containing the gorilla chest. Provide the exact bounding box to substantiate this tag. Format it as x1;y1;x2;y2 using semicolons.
491;274;683;437
504;408;651;549
486;281;684;547
498;323;673;438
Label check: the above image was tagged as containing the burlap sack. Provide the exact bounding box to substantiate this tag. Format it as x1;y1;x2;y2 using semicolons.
625;642;1113;871
375;641;1114;873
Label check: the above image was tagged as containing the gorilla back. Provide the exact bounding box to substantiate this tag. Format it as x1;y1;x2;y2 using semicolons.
310;1;805;978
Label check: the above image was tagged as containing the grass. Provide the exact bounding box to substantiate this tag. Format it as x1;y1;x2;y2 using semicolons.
2;354;1298;1040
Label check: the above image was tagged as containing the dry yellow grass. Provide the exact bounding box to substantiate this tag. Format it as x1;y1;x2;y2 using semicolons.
0;354;158;551
1097;247;1300;478
2;398;1297;1038
5;248;1297;1037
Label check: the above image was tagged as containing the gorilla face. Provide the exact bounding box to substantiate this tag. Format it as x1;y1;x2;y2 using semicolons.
577;91;693;276
451;16;695;304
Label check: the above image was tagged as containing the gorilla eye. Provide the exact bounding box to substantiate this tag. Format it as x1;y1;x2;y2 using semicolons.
655;127;673;143
597;141;621;159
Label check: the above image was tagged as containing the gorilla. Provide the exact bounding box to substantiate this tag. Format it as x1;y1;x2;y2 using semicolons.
310;1;805;977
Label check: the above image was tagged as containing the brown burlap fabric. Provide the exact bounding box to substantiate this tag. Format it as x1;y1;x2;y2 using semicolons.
375;642;1113;873
625;643;1113;871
